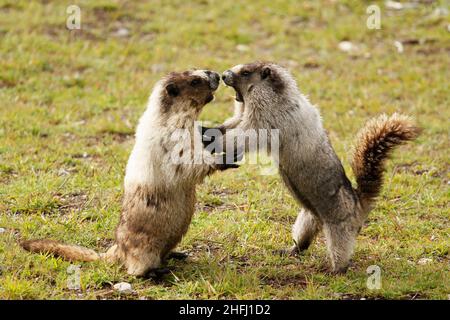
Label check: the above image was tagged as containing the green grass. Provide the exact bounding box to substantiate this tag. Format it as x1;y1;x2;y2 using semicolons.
0;0;448;300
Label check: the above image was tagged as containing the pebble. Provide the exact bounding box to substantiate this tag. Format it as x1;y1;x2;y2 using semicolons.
113;282;133;294
0;228;5;234
385;1;417;10
394;41;404;53
236;44;250;52
114;27;130;38
417;258;433;265
338;41;356;53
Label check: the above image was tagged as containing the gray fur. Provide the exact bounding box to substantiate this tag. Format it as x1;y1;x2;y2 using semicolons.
217;62;418;273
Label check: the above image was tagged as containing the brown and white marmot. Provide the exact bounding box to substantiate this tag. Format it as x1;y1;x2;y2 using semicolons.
204;62;420;273
21;70;239;276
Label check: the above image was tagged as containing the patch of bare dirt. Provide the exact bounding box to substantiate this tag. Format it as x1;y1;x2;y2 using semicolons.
267;213;296;225
332;293;380;300
53;191;89;214
195;202;236;213
0;166;17;184
403;292;429;300
0;78;18;88
83;132;134;146
101;131;134;143
210;187;239;196
188;239;224;257
224;254;252;268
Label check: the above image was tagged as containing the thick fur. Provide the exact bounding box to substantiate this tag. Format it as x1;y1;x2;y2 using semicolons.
21;70;235;276
21;239;100;262
217;62;420;273
352;113;421;214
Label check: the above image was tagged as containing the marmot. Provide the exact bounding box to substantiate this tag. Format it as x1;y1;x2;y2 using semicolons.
21;70;239;276
204;62;420;273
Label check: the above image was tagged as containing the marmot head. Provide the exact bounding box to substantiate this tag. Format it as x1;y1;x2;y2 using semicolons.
160;70;220;113
222;62;288;103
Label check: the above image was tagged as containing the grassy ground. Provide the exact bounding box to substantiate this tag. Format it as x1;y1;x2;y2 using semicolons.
0;0;448;300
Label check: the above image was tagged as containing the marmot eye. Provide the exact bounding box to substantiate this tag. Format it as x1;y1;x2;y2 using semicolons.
241;71;251;77
190;79;201;86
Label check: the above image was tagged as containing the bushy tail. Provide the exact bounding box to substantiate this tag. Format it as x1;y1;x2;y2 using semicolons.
351;113;421;213
20;239;101;262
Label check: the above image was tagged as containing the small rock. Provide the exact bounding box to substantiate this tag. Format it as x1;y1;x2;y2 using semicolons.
236;44;250;52
338;41;354;53
0;228;5;234
417;258;433;265
114;27;130;38
113;282;133;294
338;41;367;57
385;1;417;10
385;1;403;10
394;41;404;53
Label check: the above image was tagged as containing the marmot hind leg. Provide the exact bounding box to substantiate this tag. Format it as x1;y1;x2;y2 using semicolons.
123;249;162;277
274;209;321;257
322;220;358;274
291;209;321;254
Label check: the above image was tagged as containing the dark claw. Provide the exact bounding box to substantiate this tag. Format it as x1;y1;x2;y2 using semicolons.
144;267;171;279
273;246;299;257
166;251;189;261
216;163;240;171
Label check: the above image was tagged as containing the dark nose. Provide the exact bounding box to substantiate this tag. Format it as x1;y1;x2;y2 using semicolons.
206;71;220;90
222;70;234;86
211;71;220;82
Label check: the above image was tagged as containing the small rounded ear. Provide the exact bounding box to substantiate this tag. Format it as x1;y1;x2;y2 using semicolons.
261;66;271;79
166;83;179;97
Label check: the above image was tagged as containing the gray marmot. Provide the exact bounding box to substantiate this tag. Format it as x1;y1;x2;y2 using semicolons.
204;62;420;273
